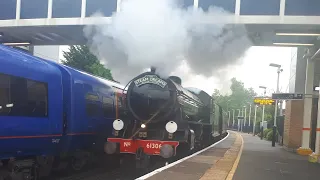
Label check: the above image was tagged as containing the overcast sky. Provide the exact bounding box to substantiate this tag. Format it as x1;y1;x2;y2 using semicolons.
59;46;295;96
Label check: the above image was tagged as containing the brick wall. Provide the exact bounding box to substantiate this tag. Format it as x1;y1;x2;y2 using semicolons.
283;100;303;149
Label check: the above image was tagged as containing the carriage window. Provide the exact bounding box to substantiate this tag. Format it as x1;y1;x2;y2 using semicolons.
0;73;48;117
85;93;101;117
0;74;11;116
103;96;114;117
85;102;101;116
27;80;48;117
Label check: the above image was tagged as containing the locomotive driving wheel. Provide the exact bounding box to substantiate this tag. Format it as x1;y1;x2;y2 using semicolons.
70;157;87;171
68;151;90;172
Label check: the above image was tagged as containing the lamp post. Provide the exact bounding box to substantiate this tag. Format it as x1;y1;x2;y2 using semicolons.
269;63;283;147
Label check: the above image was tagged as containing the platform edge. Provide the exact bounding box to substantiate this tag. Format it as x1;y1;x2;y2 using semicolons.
225;132;244;180
135;131;231;180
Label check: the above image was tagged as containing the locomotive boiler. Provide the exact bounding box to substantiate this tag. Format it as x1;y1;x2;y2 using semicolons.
106;68;226;167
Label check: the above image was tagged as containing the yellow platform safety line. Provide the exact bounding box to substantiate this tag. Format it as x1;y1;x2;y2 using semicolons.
199;131;244;180
226;132;244;180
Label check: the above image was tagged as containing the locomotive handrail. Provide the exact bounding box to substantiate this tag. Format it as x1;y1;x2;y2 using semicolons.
122;79;133;95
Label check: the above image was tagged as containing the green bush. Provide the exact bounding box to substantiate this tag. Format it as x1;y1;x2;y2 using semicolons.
257;132;261;137
263;128;272;138
266;129;279;141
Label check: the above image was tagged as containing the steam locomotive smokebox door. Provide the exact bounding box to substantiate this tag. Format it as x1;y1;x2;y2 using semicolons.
127;73;175;122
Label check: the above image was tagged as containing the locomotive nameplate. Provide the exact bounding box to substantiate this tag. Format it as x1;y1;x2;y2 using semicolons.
134;75;167;88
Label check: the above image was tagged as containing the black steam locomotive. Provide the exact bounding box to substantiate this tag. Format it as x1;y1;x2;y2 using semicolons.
105;68;227;168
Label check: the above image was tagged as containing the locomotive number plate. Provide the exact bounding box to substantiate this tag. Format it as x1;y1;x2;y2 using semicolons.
146;143;162;149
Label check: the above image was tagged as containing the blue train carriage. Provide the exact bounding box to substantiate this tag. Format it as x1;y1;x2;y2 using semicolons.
52;64;126;171
0;45;64;176
0;45;125;179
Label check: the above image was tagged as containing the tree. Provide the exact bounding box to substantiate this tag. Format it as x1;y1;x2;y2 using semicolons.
61;45;114;80
213;78;257;111
212;78;275;130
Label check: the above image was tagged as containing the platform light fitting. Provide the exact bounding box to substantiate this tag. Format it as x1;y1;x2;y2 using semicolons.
276;33;320;36
273;43;314;46
2;42;30;46
269;63;281;68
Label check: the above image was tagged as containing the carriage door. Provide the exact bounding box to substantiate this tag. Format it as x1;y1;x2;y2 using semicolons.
102;95;114;138
85;91;102;147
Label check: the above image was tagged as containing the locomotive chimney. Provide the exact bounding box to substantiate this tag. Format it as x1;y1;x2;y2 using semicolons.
150;66;156;73
169;76;182;85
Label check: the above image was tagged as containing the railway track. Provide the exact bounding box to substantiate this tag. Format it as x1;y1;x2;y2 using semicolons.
48;134;227;180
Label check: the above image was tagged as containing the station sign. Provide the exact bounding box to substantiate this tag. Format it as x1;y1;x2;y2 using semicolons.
272;93;303;100
253;97;275;105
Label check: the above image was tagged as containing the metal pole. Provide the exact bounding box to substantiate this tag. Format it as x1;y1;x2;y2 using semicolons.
244;107;247;126
232;109;235;127
272;67;281;147
241;108;244;132
228;111;230;127
279;100;283;116
253;105;257;136
261;88;266;140
262;105;265;124
237;109;241;131
244;107;247;132
249;104;252;131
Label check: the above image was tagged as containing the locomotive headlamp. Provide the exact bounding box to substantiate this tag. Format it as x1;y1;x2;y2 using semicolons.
113;119;124;131
165;121;178;133
141;124;146;128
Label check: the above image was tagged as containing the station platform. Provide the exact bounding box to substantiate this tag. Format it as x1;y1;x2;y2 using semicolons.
233;133;319;180
139;131;320;180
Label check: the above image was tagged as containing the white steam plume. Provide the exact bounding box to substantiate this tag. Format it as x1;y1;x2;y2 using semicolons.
83;0;252;93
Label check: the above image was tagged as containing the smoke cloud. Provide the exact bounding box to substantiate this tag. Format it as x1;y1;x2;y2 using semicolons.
83;0;252;93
